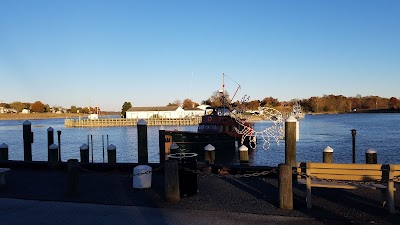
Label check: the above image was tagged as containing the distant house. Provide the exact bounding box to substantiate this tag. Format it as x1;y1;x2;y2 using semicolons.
88;114;99;120
196;104;210;111
182;108;204;118
126;106;204;119
21;109;30;114
126;106;183;119
0;107;17;114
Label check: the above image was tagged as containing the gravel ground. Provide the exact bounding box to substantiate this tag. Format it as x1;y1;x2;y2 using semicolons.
0;168;399;225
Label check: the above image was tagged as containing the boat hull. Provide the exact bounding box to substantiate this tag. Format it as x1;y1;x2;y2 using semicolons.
164;130;244;163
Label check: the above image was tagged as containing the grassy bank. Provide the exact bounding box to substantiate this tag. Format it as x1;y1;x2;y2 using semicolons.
0;113;118;121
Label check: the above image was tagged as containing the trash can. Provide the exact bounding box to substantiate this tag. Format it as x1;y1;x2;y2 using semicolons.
168;152;198;197
133;165;152;188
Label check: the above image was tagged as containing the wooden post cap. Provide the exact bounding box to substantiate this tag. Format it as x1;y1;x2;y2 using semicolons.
47;127;54;132
239;145;248;151
285;116;297;122
323;146;334;153
204;144;215;151
137;119;147;125
107;144;116;151
49;144;58;150
80;144;89;150
23;120;31;125
366;148;377;154
0;143;8;148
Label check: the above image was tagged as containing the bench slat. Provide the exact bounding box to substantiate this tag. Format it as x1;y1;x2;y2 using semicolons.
390;164;400;170
309;168;384;176
308;174;382;181
297;178;389;190
305;162;383;170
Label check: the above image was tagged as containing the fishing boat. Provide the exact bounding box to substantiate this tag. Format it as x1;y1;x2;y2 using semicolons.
163;74;255;161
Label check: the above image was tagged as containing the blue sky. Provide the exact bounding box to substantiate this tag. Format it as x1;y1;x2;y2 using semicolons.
1;0;399;111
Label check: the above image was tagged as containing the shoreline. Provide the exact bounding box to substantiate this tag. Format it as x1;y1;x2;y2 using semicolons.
0;113;120;121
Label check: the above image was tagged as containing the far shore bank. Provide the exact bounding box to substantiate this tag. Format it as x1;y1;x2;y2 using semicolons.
2;108;399;121
0;112;120;121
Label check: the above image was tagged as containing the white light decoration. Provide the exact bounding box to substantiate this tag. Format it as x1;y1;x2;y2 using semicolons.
232;106;284;150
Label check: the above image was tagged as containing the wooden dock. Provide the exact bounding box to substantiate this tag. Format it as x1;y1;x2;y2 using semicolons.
64;117;202;127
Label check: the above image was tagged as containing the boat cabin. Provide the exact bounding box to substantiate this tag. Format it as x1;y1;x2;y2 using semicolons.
204;106;231;116
198;106;241;136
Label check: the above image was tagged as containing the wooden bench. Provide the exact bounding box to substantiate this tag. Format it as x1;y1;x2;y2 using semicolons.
0;168;10;186
297;162;397;212
388;164;400;213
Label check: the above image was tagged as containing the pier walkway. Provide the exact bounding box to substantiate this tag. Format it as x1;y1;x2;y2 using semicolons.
0;168;399;224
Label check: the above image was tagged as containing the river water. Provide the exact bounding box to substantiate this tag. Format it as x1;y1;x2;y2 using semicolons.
0;113;399;166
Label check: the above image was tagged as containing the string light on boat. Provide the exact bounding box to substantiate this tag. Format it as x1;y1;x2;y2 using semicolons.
232;105;284;150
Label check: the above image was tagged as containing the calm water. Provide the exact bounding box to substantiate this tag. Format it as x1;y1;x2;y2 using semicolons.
0;113;399;166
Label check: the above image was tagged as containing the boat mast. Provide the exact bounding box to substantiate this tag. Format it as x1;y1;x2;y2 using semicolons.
221;73;225;107
222;73;225;94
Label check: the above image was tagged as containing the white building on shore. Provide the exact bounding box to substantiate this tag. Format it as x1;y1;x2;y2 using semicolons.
126;106;204;119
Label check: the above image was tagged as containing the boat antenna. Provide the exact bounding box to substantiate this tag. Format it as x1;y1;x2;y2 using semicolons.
220;73;225;107
222;73;241;104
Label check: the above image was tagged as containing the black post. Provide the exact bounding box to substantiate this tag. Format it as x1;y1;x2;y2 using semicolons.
80;144;89;163
0;143;9;161
107;135;109;147
47;127;54;162
107;144;116;164
102;135;105;163
138;119;148;164
48;144;59;168
57;130;61;162
351;129;356;163
23;120;33;161
67;159;79;196
159;129;166;163
91;135;93;163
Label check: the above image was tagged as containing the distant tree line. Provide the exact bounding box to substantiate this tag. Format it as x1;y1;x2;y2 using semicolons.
8;93;398;116
0;101;100;114
121;92;400;118
196;92;400;113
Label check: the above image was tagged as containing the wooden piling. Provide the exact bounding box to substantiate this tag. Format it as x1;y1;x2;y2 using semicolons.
285;116;297;167
323;146;333;163
351;129;356;163
366;148;377;164
159;128;166;163
278;163;293;210
80;144;89;163
107;144;117;164
204;144;215;164
47;127;54;161
0;143;9;161
165;160;180;202
239;145;249;164
138;119;148;164
23;120;33;161
57;130;61;162
48;144;59;168
67;159;79;196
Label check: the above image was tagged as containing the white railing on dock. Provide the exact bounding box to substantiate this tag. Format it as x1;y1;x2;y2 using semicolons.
64;117;202;127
